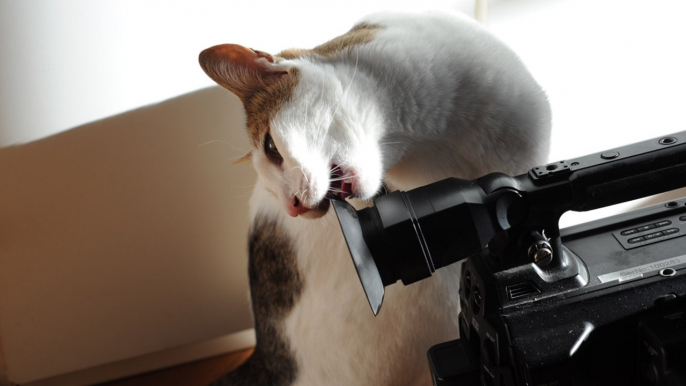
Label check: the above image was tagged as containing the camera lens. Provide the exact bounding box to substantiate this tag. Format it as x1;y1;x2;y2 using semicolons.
332;174;521;314
353;178;489;286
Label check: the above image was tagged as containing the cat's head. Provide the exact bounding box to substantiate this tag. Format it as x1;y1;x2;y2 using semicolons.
199;44;384;218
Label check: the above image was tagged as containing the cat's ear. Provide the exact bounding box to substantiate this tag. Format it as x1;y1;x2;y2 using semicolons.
199;44;290;99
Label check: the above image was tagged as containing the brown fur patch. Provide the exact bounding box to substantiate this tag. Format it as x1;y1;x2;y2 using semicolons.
247;215;303;318
279;23;381;59
242;69;300;147
210;214;302;386
232;152;253;165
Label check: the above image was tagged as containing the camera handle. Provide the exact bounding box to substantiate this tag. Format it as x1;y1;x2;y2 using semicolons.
475;173;589;287
478;132;686;285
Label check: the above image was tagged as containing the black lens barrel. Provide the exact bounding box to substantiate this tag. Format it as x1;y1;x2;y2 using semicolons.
360;178;488;287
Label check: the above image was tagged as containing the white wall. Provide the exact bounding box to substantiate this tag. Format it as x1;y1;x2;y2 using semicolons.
488;0;686;161
0;0;472;146
2;0;684;153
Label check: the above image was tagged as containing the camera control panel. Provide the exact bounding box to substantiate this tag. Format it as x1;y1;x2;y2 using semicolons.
613;206;686;250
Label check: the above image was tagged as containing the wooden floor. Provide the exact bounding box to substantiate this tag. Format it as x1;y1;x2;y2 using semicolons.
101;348;253;386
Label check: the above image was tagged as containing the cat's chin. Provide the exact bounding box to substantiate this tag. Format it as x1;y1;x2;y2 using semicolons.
299;199;331;219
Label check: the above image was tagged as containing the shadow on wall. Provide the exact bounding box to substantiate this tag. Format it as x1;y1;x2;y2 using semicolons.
0;87;256;385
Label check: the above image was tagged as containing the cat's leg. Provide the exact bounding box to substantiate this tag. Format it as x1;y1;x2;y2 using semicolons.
210;197;303;386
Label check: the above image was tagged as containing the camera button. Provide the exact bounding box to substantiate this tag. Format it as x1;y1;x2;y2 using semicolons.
601;151;619;159
663;228;680;235
637;224;657;232
621;228;638;236
655;220;672;227
628;236;645;244
644;232;663;240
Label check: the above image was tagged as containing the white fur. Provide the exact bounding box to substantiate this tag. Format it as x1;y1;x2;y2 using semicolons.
248;11;550;386
249;183;462;385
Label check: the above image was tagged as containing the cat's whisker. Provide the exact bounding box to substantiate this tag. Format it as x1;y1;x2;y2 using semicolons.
328;176;351;182
329;161;352;174
291;165;310;183
198;139;246;152
323;211;335;227
329;170;343;178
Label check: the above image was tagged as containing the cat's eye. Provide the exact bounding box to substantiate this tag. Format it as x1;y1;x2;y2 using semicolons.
264;133;283;164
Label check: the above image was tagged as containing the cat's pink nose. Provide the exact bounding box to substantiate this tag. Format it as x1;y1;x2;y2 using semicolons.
286;195;311;217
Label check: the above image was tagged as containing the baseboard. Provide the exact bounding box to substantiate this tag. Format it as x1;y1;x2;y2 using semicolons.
23;329;255;386
0;328;10;386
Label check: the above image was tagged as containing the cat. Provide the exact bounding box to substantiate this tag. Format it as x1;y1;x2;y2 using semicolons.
200;10;551;386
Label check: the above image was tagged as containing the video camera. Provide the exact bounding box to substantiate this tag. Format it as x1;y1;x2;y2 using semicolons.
331;132;686;386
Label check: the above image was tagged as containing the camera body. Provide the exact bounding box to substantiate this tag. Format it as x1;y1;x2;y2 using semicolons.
331;132;686;386
431;198;686;386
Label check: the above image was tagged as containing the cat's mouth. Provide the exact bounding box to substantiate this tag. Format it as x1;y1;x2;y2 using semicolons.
329;164;356;200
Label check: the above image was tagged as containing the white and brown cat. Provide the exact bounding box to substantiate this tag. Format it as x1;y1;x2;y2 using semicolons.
200;10;550;386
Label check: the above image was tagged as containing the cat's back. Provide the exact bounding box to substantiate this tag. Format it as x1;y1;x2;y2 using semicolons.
359;10;490;46
353;11;540;92
284;11;523;70
278;10;550;184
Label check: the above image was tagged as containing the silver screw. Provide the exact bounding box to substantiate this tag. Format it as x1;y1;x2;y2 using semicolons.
528;240;553;266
